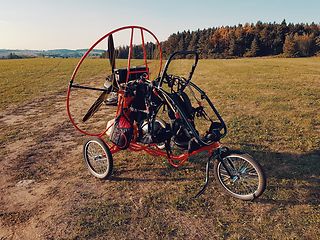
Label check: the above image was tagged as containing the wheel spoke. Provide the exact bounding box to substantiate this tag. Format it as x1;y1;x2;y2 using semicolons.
219;155;261;196
87;143;109;174
83;137;113;179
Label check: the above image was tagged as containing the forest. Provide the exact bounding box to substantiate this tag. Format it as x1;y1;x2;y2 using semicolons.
106;20;320;59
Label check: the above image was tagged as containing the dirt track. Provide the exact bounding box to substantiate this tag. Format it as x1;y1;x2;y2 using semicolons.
1;89;197;239
0;91;95;239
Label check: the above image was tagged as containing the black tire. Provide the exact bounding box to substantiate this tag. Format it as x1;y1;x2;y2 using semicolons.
83;136;113;179
213;151;266;201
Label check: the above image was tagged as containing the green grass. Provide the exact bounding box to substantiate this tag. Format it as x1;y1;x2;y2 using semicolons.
0;58;83;110
193;58;320;152
1;57;320;239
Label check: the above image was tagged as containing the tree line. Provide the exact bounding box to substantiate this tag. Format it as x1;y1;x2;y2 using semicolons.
105;20;320;59
101;42;161;60
161;20;320;58
1;53;36;59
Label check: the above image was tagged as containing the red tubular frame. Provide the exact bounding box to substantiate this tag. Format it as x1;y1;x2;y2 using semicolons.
104;129;221;168
126;28;151;81
100;90;221;168
67;26;221;169
100;88;221;168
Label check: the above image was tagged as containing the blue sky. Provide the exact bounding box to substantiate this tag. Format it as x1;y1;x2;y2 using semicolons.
1;0;319;50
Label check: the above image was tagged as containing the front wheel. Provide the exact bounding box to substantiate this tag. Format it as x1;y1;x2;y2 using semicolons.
213;151;266;201
83;136;113;179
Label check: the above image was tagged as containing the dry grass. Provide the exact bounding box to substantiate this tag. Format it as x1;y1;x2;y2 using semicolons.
0;56;319;239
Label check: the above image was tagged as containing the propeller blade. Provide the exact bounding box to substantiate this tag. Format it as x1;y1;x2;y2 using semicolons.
108;34;116;72
82;91;108;122
108;34;117;90
82;35;117;123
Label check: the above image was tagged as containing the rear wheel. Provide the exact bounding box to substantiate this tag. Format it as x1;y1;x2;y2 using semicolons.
83;136;113;179
213;151;266;200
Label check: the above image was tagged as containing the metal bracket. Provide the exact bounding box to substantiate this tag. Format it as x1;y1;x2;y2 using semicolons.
194;154;215;198
194;146;229;198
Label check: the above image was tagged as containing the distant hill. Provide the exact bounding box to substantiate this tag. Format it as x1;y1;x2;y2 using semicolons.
0;49;105;58
2;21;320;60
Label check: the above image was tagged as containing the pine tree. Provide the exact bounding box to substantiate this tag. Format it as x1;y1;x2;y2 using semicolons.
198;29;210;58
228;31;238;56
316;35;320;54
234;25;246;56
250;37;260;57
187;30;200;52
294;33;312;56
283;34;298;57
244;37;259;57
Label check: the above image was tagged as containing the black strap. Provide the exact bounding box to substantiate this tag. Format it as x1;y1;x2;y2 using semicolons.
164;139;172;160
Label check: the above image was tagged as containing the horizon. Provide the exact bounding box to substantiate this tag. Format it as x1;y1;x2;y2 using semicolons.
0;48;105;51
1;0;320;50
2;19;320;52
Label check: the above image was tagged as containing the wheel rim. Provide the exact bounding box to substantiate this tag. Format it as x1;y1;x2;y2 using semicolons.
218;155;260;197
85;141;110;176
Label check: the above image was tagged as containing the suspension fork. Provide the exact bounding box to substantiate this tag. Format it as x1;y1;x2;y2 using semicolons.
194;154;214;198
194;146;231;198
216;147;234;178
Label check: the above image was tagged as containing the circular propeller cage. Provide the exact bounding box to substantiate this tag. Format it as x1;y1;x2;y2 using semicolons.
67;26;163;136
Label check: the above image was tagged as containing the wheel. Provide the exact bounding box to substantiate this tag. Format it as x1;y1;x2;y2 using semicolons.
83;136;113;179
213;151;266;200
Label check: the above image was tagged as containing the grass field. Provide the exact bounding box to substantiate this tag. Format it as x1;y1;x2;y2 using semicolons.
0;57;319;239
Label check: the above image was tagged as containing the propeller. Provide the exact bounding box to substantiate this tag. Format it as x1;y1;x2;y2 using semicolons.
108;34;116;90
82;34;116;122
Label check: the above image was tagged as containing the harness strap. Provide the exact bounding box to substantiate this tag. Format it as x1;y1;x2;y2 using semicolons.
164;139;172;160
